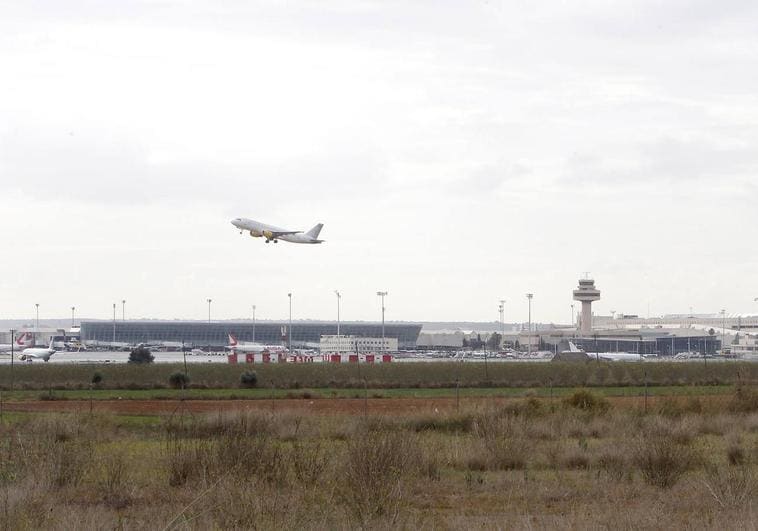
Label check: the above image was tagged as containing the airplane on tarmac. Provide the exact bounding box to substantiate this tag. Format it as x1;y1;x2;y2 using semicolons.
226;334;287;353
231;218;324;244
0;332;34;353
567;342;644;362
18;339;57;362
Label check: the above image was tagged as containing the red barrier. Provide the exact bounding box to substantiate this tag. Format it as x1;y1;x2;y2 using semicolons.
349;354;359;363
365;354;375;363
382;354;393;363
245;353;254;364
262;353;271;363
330;354;341;363
227;353;238;364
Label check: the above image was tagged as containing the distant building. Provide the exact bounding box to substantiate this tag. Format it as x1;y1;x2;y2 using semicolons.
80;320;420;349
320;335;398;354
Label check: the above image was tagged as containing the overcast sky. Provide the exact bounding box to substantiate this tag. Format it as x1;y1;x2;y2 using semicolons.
1;1;757;324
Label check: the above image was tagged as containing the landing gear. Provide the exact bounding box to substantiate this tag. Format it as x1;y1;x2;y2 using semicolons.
274;240;279;244
265;240;270;244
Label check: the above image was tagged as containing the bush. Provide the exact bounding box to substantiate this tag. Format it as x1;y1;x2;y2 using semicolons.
239;370;258;388
91;371;103;385
563;390;610;413
128;346;154;364
634;436;697;488
168;371;190;389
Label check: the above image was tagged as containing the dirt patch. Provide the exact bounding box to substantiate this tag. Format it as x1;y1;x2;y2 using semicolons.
0;394;725;416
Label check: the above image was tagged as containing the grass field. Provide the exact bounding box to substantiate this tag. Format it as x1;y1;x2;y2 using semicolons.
1;361;757;391
1;387;757;529
1;363;757;529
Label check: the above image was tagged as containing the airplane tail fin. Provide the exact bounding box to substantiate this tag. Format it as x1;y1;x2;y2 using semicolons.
228;334;238;346
16;332;33;347
568;342;580;353
305;223;323;239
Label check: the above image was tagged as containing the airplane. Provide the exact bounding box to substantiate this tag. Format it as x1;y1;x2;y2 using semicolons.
18;339;57;362
0;332;34;353
566;341;643;362
231;218;324;244
226;334;287;353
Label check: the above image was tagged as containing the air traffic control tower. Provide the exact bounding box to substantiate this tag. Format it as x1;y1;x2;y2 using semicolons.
573;276;601;336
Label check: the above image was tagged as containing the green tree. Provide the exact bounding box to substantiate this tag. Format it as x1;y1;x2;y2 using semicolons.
486;332;502;351
128;346;154;364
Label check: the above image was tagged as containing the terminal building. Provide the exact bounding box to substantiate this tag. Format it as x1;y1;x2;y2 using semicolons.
319;335;398;354
79;320;421;350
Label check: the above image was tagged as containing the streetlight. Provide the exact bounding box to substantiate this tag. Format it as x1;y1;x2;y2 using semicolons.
377;291;388;353
335;290;341;354
570;304;574;329
35;303;39;342
71;306;76;328
287;293;292;352
112;303;116;344
252;305;256;343
526;294;533;356
9;328;15;390
720;309;727;352
206;298;212;353
498;300;505;349
122;299;126;321
207;299;212;324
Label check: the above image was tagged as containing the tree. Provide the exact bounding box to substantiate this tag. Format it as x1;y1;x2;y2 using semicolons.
128;346;154;364
240;370;258;388
486;332;502;351
168;371;190;389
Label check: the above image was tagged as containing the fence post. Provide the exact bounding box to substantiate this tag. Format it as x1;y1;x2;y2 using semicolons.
644;370;648;414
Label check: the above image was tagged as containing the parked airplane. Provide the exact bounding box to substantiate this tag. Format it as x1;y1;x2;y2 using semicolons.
18;339;56;362
567;342;643;362
231;218;324;244
226;334;287;353
0;332;34;353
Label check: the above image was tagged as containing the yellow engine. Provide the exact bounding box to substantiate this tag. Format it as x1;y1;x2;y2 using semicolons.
249;229;263;237
262;230;275;240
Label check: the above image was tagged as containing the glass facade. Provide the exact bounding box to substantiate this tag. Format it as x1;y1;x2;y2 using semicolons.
80;320;422;349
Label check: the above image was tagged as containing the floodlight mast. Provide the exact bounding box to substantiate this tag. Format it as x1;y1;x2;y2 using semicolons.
377;291;388;353
526;294;533;356
334;290;341;354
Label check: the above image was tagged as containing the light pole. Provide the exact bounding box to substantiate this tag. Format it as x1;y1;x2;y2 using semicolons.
206;298;212;353
526;294;533;356
112;303;116;344
377;291;388;352
207;299;212;325
287;293;292;352
122;299;126;321
499;299;505;350
9;328;15;390
720;309;727;352
35;303;39;343
335;290;341;354
570;304;574;329
71;306;76;328
252;305;256;343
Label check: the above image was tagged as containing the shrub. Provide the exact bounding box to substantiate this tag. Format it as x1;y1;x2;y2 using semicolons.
128;346;154;364
729;385;758;413
634;436;698;488
91;371;103;385
563;390;610;413
239;370;258;388
168;371;190;389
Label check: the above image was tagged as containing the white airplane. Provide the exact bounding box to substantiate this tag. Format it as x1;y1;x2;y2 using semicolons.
226;334;287;353
19;339;57;362
567;341;643;362
231;218;324;244
0;332;34;353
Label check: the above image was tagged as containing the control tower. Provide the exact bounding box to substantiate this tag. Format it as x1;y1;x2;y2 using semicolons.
573;275;601;336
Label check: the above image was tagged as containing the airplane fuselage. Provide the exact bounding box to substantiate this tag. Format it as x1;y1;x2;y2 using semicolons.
231;218;324;244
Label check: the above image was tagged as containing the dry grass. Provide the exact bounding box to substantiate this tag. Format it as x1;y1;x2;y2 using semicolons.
0;385;757;529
